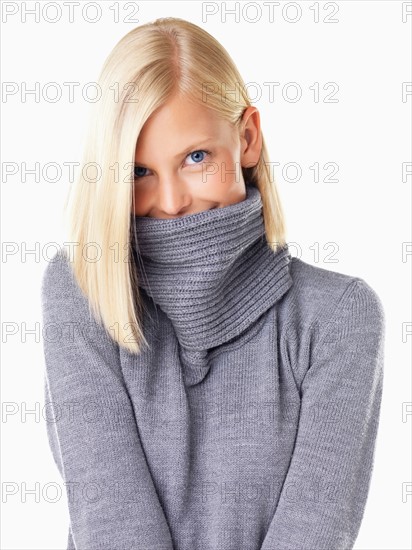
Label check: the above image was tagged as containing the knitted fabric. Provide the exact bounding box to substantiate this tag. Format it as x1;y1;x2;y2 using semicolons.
41;185;385;549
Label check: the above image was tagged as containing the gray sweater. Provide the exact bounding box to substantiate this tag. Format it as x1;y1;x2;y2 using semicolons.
41;184;385;550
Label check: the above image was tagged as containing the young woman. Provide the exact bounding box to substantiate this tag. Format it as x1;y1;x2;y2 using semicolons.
41;17;385;550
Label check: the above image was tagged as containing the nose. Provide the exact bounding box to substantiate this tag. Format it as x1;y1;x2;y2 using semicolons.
155;176;191;218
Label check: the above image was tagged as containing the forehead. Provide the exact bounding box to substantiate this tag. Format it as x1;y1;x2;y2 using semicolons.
134;99;234;159
140;98;225;136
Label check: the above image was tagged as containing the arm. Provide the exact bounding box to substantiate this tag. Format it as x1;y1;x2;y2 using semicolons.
260;279;385;550
41;252;174;550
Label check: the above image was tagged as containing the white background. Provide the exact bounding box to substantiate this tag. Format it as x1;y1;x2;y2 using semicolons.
1;1;411;548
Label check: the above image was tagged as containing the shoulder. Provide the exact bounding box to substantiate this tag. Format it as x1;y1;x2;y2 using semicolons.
40;249;119;353
40;249;89;319
278;256;385;386
282;255;385;336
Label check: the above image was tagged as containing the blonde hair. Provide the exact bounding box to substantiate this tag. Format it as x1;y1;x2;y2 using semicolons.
63;17;287;354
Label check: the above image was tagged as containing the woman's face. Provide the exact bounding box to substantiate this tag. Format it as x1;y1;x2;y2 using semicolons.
132;95;262;218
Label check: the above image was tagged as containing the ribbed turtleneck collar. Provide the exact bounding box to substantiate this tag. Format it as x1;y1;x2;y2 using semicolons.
131;184;293;386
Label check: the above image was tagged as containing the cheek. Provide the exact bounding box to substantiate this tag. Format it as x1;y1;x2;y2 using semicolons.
198;176;242;205
132;184;152;215
215;153;241;184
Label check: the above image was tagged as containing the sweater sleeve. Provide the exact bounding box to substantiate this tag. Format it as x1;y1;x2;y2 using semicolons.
41;252;174;550
260;278;385;550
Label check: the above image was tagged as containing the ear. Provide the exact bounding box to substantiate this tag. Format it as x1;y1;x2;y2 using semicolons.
239;106;262;170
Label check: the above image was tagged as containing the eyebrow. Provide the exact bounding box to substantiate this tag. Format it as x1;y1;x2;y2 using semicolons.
135;137;214;166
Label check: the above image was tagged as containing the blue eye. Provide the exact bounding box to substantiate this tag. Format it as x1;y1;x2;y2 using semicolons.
134;149;211;180
186;149;210;165
134;165;148;179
